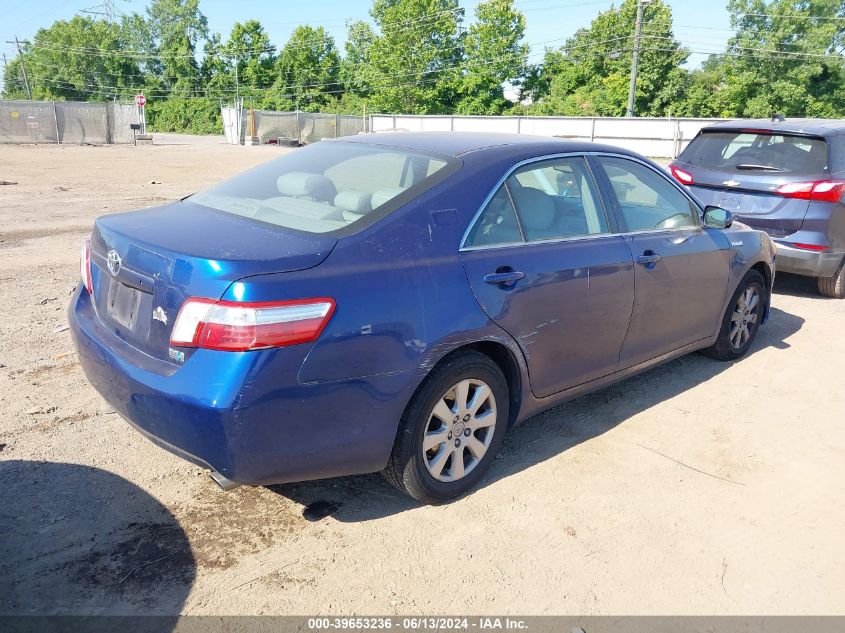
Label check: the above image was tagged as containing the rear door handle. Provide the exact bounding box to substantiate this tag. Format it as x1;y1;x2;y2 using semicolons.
484;271;525;284
635;251;662;267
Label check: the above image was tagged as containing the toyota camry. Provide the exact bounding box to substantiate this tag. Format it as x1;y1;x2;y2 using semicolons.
70;132;776;503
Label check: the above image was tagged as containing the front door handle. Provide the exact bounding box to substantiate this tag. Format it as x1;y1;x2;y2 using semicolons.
635;251;662;268
484;270;525;285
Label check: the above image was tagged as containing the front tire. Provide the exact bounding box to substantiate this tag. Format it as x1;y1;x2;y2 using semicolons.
383;351;509;504
818;259;845;299
703;270;766;361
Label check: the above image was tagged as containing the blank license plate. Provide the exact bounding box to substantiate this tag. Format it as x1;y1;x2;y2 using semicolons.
107;281;142;330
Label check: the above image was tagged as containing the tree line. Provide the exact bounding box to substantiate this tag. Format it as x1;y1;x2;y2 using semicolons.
3;0;845;134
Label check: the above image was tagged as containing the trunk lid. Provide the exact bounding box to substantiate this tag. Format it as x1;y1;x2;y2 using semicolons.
686;170;812;237
90;200;336;363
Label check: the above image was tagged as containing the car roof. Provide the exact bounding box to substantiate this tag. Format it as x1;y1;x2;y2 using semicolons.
331;131;641;159
704;118;845;137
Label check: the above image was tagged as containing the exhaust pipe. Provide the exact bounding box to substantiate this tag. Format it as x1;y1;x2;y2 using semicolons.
209;470;241;491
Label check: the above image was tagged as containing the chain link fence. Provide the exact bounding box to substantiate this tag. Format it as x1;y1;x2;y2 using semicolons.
0;100;139;144
222;108;368;145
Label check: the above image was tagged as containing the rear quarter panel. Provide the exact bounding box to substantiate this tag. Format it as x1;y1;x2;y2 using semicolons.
223;155;531;390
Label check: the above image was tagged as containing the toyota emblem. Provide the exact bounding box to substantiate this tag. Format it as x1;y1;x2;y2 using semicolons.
107;249;122;276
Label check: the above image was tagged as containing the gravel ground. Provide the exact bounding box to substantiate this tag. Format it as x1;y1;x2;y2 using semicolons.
0;140;843;616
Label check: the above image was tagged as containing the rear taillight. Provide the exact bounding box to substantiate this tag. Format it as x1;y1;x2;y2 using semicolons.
790;242;828;252
170;297;335;352
79;238;93;295
669;165;694;185
775;180;845;203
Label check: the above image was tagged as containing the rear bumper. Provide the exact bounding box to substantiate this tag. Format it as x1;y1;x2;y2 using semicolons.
69;286;419;486
773;242;843;278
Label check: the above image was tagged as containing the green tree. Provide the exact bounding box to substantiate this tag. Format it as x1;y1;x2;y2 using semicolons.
200;32;234;96
3;16;142;101
228;20;276;90
201;20;277;102
672;58;732;117
530;0;688;116
679;0;845;117
145;0;208;96
365;0;464;113
340;19;377;98
268;26;341;111
456;0;528;114
119;12;163;94
2;57;28;99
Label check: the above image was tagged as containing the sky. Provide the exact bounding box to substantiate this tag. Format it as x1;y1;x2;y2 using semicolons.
0;0;735;93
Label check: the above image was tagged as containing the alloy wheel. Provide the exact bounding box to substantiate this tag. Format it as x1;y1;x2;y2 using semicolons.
422;379;497;483
730;284;760;350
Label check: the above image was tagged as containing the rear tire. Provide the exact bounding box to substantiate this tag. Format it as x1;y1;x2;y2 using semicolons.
383;351;509;504
703;270;766;361
818;259;845;299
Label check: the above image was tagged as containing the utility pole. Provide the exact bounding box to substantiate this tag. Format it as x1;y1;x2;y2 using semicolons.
234;58;239;107
626;0;648;118
6;37;32;100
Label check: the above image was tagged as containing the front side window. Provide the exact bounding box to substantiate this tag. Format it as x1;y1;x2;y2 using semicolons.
464;155;608;248
598;156;699;231
189;141;456;234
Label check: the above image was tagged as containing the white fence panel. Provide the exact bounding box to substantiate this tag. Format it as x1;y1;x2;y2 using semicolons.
371;113;727;158
221;107;240;144
519;117;588;140
452;116;518;134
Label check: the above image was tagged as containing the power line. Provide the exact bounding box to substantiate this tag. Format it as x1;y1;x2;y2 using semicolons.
12;0;616;61
731;10;845;21
22;29;842;103
80;0;129;21
20;32;654;98
31;34;844;104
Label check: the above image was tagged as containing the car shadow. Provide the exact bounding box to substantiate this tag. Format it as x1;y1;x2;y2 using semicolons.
268;306;805;522
773;272;829;299
0;460;195;619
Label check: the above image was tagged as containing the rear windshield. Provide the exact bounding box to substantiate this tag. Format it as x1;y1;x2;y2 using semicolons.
681;131;828;175
189;141;458;234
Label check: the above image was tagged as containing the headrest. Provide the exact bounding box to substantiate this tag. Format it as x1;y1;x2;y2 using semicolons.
276;172;336;202
511;187;555;231
371;187;406;209
334;190;372;214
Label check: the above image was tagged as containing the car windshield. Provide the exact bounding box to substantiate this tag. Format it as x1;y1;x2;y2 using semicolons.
189;141;456;234
681;131;828;175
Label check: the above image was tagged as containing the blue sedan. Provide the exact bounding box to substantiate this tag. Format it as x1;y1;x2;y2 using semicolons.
70;133;776;503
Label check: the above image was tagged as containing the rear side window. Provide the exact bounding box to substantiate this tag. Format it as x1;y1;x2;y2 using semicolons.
681;131;828;175
463;156;608;248
464;186;523;248
190;141;457;235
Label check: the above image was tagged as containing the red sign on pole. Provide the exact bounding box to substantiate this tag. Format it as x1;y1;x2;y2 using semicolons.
135;94;146;108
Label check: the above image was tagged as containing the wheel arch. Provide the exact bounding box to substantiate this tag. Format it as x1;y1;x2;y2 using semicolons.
415;340;525;428
750;260;774;320
750;260;773;290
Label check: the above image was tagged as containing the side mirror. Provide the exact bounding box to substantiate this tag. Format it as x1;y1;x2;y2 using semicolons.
703;206;733;229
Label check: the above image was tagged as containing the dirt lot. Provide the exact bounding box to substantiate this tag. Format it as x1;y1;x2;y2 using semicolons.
1;140;843;616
